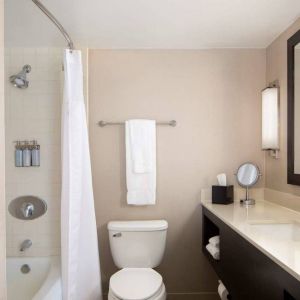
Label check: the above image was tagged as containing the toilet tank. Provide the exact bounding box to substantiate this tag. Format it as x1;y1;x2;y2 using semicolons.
108;220;168;268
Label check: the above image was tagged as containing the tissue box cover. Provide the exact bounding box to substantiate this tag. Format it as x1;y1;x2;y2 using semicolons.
212;185;234;204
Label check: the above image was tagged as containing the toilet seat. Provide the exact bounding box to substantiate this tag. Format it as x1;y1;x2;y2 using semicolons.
109;268;163;300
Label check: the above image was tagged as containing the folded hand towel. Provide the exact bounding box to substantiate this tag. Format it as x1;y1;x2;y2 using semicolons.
209;235;220;247
128;119;155;173
206;243;220;260
126;119;156;205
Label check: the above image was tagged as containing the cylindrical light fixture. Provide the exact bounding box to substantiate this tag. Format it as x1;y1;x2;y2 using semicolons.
262;86;279;158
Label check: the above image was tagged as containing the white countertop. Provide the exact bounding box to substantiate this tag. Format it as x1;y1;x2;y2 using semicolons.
202;199;300;281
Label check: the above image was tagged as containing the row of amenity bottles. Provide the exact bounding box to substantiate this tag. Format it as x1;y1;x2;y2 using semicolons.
14;140;40;167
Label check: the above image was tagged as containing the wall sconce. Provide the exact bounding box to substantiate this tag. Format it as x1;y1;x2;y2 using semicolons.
262;85;279;159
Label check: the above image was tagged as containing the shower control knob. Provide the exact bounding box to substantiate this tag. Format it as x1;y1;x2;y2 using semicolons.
21;202;34;218
9;196;47;220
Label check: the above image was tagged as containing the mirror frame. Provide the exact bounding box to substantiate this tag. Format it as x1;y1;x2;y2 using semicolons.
236;162;260;188
287;29;300;185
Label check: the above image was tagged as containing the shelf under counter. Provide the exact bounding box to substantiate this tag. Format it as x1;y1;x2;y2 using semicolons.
202;201;300;300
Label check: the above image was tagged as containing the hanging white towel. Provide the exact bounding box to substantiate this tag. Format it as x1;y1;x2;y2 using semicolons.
126;119;156;205
61;49;102;300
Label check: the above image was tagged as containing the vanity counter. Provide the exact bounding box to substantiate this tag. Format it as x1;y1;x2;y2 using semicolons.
202;199;300;282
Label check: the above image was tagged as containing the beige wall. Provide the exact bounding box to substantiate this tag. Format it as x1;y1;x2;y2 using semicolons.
265;18;300;198
89;49;266;297
0;0;5;298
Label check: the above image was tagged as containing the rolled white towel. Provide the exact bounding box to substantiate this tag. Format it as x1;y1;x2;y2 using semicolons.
218;280;229;300
209;235;220;248
206;243;220;260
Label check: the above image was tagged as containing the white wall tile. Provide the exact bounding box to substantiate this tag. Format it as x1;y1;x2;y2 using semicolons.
5;47;63;257
5;47;88;259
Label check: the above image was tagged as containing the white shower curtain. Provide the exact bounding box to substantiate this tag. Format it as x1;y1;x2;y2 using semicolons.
61;49;102;300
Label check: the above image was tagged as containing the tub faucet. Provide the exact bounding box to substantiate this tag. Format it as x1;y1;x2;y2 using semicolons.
20;239;32;252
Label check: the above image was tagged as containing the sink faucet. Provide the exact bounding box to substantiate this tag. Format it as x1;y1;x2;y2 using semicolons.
21;202;34;218
20;239;32;252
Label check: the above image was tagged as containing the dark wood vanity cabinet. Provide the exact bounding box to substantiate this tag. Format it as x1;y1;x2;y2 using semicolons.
202;206;300;300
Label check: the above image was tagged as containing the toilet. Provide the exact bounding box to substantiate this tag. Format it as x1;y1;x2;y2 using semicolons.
107;220;168;300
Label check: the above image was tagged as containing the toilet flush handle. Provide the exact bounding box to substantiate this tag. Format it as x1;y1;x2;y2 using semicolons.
113;232;122;237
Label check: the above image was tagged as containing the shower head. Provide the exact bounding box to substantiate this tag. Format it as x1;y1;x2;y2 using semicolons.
9;65;31;89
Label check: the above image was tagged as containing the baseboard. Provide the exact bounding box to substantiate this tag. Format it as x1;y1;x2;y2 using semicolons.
167;293;219;300
103;292;219;300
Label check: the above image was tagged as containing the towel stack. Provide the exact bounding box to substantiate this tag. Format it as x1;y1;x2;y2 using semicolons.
206;235;220;260
218;280;229;300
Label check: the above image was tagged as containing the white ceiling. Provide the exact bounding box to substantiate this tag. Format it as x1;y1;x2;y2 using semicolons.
5;0;300;49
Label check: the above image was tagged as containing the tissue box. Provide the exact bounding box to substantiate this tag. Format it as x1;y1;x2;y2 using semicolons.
212;185;234;204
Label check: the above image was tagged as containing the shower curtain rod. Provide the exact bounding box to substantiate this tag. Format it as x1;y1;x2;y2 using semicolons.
32;0;74;50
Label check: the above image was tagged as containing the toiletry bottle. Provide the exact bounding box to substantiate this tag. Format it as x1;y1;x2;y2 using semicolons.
22;141;31;167
15;141;23;167
31;140;40;167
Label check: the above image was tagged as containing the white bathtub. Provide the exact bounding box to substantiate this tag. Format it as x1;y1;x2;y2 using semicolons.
7;256;62;300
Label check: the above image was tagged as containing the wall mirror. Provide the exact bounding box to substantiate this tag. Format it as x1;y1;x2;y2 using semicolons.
288;29;300;185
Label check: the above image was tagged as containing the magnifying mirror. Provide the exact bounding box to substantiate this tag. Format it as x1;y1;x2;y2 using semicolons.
236;163;261;205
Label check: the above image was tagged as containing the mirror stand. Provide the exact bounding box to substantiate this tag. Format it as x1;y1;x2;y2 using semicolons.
235;162;261;206
240;186;255;206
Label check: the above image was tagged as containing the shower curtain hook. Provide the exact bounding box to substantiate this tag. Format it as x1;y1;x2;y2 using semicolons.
68;42;74;53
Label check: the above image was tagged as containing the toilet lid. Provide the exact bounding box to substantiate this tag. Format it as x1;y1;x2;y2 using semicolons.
110;268;163;300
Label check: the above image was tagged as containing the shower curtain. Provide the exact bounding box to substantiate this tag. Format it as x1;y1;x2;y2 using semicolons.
61;49;102;300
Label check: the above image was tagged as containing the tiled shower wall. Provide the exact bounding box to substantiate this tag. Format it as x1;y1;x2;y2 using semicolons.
0;1;5;297
5;48;88;257
5;48;63;256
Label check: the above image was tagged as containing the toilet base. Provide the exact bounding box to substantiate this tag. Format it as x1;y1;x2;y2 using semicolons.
108;283;166;300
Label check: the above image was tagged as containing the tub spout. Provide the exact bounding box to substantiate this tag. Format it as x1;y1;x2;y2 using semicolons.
20;239;32;252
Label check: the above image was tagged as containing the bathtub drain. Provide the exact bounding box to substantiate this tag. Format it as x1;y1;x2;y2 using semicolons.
21;264;31;274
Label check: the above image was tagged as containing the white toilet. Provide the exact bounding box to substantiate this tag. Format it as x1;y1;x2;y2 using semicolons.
107;220;168;300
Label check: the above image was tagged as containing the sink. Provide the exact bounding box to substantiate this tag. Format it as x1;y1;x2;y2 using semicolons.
248;221;300;242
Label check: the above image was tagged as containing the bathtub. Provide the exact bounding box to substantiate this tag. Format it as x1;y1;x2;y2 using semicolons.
7;256;62;300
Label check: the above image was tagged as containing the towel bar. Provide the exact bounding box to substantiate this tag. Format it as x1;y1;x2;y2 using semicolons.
98;120;177;127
